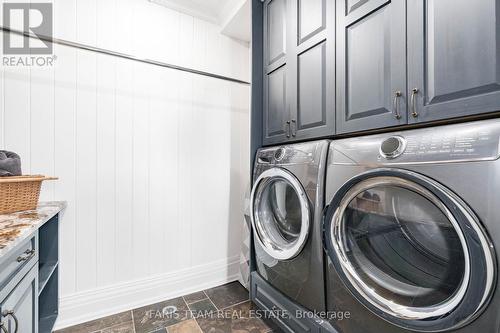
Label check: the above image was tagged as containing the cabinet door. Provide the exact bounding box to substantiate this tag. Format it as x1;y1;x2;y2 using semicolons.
1;265;38;333
336;0;407;134
263;0;291;145
288;0;335;140
408;0;500;123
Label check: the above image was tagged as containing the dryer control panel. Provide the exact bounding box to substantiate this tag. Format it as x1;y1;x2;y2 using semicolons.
331;119;500;165
402;130;495;161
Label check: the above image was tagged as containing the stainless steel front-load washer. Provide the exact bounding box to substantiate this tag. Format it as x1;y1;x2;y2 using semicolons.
323;119;500;332
251;140;329;313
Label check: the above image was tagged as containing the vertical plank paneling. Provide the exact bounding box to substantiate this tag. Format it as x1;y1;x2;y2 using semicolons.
95;0;117;288
114;58;134;282
190;18;211;266
163;68;181;272
192;20;208;72
147;66;166;276
96;0;116;51
4;66;30;173
131;62;150;278
156;9;181;274
132;0;152;60
54;44;78;296
96;53;116;286
76;0;97;46
190;75;207;266
54;0;77;41
75;0;98;293
176;14;195;269
2;0;251;324
75;50;98;291
205;23;219;75
31;66;55;201
115;0;134;55
53;0;78;297
215;80;232;261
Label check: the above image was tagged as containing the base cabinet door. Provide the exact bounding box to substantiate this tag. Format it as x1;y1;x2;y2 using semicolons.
407;0;500;123
1;266;38;333
336;0;407;134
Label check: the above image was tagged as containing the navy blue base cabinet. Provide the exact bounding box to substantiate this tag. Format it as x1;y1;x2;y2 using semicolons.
38;215;59;333
0;214;59;333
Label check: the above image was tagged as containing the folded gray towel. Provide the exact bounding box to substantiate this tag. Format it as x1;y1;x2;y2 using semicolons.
0;151;22;176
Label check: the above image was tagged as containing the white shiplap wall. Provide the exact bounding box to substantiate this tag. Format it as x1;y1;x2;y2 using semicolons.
0;0;250;328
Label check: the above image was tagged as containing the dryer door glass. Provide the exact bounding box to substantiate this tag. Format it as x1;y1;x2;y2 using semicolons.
325;170;495;331
251;168;310;260
342;184;465;308
329;176;472;321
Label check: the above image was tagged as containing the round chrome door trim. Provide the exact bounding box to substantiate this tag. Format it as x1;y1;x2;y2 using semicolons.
331;176;470;320
324;168;496;332
438;184;496;315
250;167;310;260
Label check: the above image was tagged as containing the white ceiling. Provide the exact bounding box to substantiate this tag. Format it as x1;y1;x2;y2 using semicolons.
149;0;251;43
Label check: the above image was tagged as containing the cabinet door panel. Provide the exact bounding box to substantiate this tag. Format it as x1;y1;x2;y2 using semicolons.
263;0;290;145
346;0;370;14
337;1;407;134
343;0;390;21
408;0;500;123
298;0;326;44
297;42;327;130
1;265;38;333
264;66;289;143
289;0;335;140
266;0;287;66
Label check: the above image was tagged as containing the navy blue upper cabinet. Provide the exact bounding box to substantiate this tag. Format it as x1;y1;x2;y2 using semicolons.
288;0;335;141
336;0;407;134
263;0;335;145
263;0;290;145
258;0;500;140
407;0;500;123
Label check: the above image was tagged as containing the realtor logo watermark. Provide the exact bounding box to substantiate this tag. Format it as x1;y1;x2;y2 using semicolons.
2;2;56;67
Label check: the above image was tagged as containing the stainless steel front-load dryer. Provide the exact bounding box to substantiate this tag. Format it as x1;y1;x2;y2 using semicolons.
323;119;500;333
251;140;329;313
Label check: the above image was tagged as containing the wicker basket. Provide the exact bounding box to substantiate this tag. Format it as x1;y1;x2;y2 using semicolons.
0;175;58;214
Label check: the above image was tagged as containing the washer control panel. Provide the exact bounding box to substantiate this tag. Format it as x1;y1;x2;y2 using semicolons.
256;142;320;166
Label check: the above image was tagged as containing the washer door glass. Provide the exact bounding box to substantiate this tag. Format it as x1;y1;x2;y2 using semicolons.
251;168;310;260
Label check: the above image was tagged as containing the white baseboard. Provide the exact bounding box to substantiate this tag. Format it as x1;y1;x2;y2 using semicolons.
54;256;241;330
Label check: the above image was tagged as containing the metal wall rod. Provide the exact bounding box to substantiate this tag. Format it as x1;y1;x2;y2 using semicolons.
0;26;251;86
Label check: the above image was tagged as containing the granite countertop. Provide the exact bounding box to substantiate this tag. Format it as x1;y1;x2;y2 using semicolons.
0;201;66;258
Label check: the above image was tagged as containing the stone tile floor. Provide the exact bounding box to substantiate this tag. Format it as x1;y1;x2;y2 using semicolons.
56;281;278;333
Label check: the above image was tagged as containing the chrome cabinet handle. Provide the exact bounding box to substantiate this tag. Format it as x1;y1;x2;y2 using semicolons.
16;249;35;262
0;322;8;333
291;119;296;137
2;311;18;333
411;88;419;118
393;91;402;119
285;120;291;138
